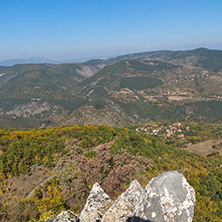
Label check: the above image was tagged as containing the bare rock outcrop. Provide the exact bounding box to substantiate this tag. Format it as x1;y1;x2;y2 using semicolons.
101;180;144;222
79;183;113;222
132;171;196;222
43;171;196;222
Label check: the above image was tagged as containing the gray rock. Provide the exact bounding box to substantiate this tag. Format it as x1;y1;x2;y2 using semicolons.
43;171;196;222
43;210;79;222
80;183;113;222
101;180;144;222
133;171;196;222
54;210;79;222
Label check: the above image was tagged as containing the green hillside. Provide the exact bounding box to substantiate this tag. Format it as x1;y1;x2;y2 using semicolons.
0;63;86;99
0;63;100;127
0;48;222;128
80;59;175;94
164;48;222;71
0;125;221;221
105;48;222;72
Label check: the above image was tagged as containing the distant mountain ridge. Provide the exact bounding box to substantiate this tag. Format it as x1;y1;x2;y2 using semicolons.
0;57;57;66
85;47;222;72
2;47;222;71
0;47;222;128
0;56;109;66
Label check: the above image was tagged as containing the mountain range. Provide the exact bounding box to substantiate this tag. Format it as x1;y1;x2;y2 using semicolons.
0;47;222;128
0;56;107;66
0;47;222;221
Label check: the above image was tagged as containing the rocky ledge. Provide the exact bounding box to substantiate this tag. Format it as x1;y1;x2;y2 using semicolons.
45;171;196;222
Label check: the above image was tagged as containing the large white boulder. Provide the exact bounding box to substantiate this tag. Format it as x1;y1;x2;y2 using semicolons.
133;171;196;222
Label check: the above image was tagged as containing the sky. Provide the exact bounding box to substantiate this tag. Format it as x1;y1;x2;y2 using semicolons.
0;0;222;60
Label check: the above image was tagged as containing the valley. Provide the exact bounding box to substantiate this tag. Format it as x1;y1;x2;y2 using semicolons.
0;48;222;128
2;1;222;221
0;48;222;221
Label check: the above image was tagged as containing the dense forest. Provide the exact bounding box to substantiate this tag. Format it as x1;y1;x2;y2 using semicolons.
0;124;221;221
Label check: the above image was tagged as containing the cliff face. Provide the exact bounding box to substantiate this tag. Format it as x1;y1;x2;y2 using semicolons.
45;171;196;222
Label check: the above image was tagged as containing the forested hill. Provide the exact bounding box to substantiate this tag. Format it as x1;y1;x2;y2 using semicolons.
0;125;221;221
86;47;222;72
0;48;222;128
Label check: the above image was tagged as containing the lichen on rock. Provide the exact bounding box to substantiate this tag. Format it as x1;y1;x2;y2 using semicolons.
132;171;196;222
79;183;113;222
101;180;144;222
55;210;79;222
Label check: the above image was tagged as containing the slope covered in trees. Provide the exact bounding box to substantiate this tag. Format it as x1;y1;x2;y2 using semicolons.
0;125;221;221
0;48;222;128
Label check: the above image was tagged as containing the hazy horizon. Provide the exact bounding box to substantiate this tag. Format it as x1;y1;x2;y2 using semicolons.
0;46;222;63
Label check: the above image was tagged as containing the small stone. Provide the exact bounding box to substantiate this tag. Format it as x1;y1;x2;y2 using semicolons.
54;210;79;222
151;212;156;218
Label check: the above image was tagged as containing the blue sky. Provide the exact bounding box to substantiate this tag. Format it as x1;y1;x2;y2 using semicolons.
0;0;222;60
